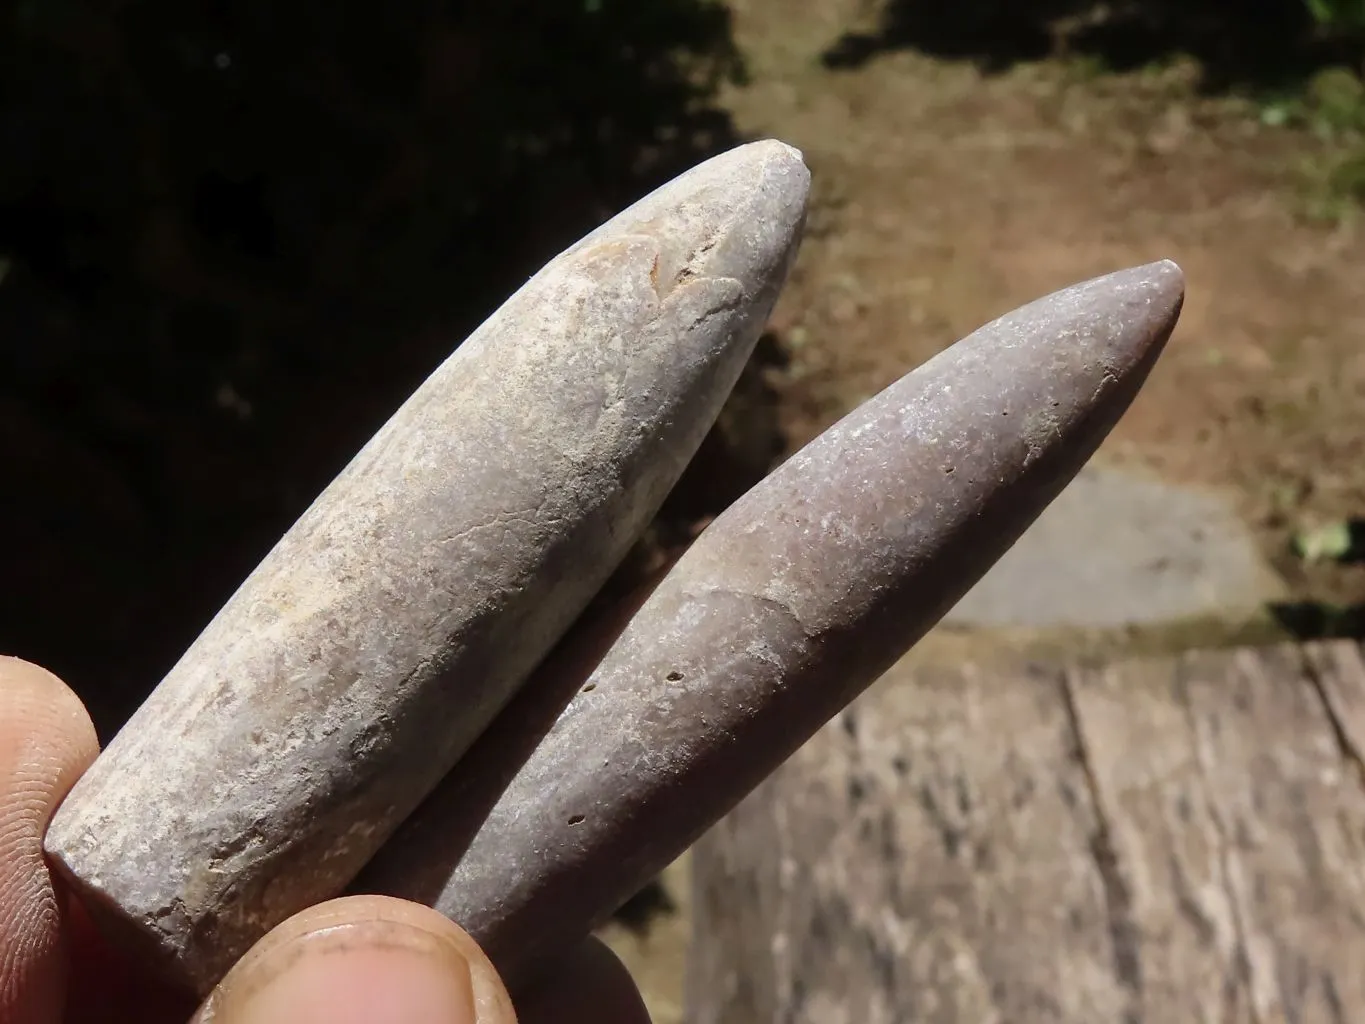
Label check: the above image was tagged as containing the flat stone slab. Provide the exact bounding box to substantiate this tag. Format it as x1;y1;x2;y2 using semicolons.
943;465;1281;629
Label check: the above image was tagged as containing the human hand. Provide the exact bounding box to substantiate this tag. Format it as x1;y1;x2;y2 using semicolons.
1;656;650;1024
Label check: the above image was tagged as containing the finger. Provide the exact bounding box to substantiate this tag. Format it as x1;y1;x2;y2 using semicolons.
0;657;99;1024
192;895;515;1024
514;937;651;1024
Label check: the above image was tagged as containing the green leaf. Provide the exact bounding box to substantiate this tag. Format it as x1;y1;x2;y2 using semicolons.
1292;520;1355;562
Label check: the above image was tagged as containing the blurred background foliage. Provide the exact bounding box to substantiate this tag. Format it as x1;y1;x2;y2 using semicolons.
0;0;746;734
1309;0;1365;37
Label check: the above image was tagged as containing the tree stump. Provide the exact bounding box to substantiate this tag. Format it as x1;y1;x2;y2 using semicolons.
688;640;1365;1024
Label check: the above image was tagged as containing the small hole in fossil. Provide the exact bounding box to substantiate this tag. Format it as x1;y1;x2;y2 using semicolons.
581;682;596;693
944;465;955;475
666;670;683;681
568;814;585;826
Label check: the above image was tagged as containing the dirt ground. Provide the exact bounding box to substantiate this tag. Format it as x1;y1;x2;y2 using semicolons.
600;1;1365;1018
738;0;1365;604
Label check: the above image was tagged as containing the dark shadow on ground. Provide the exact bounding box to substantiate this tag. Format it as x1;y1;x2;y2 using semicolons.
613;878;679;936
0;0;752;737
1269;600;1365;639
821;0;1360;94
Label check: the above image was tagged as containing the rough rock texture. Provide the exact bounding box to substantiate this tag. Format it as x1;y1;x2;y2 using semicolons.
42;139;811;994
361;261;1185;986
689;640;1365;1024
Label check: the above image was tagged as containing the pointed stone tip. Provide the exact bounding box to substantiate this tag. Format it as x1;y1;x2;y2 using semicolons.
745;137;806;167
1116;258;1185;351
1039;258;1184;365
933;258;1186;416
1110;258;1185;317
752;139;810;203
1137;257;1185;301
558;139;811;272
698;138;809;195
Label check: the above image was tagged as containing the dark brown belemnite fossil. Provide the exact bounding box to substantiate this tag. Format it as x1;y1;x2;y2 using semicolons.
42;140;811;994
360;260;1185;985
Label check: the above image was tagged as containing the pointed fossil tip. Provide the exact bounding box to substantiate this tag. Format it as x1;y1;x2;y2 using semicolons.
1107;258;1185;357
682;138;809;198
746;137;806;165
1016;258;1185;373
554;139;810;285
1136;257;1185;298
1110;258;1185;316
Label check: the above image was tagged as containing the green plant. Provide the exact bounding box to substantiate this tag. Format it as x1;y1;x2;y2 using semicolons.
1306;0;1365;34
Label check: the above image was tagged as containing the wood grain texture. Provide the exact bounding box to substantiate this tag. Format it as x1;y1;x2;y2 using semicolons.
689;640;1365;1024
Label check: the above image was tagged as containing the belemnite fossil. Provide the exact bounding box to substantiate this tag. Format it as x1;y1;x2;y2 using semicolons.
42;138;1184;995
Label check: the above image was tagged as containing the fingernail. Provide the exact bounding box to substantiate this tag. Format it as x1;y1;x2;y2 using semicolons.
198;903;476;1024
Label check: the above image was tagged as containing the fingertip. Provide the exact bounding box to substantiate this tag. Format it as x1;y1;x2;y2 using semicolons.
0;657;100;793
0;656;100;1023
194;895;516;1024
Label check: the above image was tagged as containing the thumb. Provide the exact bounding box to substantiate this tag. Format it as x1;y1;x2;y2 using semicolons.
192;896;514;1024
0;657;99;1024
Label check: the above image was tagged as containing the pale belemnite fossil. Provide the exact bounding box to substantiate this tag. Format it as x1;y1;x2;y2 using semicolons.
43;140;809;992
42;138;1185;997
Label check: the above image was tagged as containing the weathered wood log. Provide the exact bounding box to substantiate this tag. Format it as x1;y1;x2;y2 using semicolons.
43;139;811;993
360;259;1184;987
688;640;1365;1024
